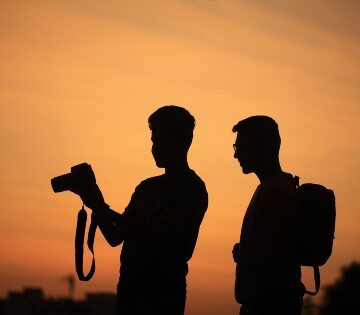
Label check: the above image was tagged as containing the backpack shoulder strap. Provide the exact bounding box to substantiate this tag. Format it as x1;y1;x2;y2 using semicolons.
282;172;299;188
305;266;320;295
287;174;321;295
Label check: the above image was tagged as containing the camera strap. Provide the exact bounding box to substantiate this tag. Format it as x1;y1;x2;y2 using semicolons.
75;205;97;281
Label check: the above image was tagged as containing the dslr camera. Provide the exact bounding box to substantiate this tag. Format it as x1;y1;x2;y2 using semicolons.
51;163;96;193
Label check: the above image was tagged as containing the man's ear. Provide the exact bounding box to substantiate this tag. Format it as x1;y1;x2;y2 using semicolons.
261;140;279;159
257;140;271;157
171;139;186;151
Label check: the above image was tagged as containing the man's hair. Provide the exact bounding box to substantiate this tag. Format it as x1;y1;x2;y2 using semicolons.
148;105;195;148
232;115;281;153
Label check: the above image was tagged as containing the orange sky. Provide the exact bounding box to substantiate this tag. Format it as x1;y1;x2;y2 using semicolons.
0;0;359;314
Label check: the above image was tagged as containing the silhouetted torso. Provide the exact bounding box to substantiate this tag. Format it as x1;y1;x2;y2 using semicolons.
117;169;207;310
235;172;301;304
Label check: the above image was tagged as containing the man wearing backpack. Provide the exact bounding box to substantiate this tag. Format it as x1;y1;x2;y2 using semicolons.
232;116;304;315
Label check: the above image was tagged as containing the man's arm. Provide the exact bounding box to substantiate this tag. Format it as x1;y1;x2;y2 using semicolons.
99;185;207;251
81;182;207;247
108;184;207;246
77;185;133;247
92;205;124;247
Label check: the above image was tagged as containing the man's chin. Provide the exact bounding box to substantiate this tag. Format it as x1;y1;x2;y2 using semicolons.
155;161;166;168
240;165;252;174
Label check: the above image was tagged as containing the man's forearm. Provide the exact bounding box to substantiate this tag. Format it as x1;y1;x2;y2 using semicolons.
92;204;124;247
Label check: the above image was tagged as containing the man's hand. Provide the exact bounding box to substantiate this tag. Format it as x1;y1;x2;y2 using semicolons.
232;242;240;263
67;164;106;210
80;185;105;210
70;184;105;210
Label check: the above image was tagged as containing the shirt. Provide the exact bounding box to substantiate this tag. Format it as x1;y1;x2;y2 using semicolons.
235;172;301;305
118;169;208;292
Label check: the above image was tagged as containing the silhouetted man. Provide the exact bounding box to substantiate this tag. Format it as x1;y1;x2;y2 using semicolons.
232;116;303;315
73;106;208;315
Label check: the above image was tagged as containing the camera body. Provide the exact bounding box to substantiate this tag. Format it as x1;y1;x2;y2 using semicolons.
51;163;96;193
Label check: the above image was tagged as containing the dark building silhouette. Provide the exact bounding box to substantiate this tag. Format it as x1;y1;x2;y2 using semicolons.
0;287;116;315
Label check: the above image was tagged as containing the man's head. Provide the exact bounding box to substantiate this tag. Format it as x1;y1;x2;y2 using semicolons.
148;105;195;168
232;116;281;174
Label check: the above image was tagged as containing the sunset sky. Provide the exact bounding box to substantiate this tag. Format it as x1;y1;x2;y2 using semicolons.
0;0;359;314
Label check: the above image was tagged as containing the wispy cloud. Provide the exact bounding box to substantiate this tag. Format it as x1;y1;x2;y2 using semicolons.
247;0;360;39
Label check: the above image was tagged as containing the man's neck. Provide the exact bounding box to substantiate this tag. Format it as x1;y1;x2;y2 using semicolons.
255;161;282;183
165;159;191;179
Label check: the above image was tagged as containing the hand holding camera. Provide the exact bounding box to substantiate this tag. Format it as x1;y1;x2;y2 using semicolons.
51;163;105;210
77;184;105;211
51;162;106;281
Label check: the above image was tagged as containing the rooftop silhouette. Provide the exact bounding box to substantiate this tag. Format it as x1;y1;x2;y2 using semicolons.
0;286;116;315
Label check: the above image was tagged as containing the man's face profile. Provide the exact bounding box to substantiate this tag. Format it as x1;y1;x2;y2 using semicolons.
151;130;173;168
234;133;258;174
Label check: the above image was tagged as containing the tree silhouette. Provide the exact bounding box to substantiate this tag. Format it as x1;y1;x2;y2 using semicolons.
302;296;317;315
318;261;360;315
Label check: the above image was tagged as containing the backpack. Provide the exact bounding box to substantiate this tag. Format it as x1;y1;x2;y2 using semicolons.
293;176;336;295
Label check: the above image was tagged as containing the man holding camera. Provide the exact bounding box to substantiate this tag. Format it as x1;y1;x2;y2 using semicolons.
70;106;208;315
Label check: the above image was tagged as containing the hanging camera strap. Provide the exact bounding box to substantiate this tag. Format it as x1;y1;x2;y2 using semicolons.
75;205;97;281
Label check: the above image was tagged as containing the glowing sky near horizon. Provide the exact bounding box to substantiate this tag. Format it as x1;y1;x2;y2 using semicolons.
0;1;359;314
